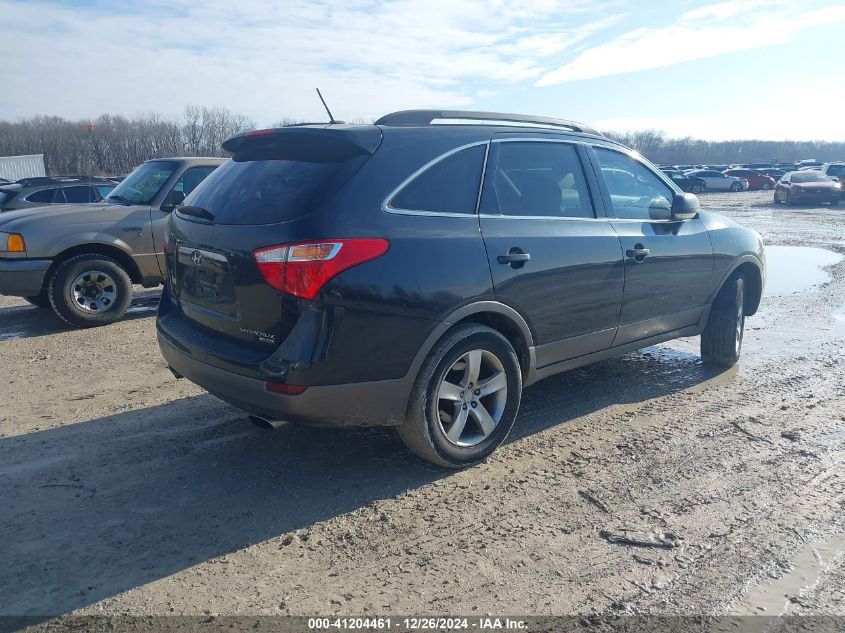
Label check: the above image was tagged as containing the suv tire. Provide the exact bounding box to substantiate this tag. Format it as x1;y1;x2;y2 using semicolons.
701;273;745;368
48;254;132;327
23;289;50;308
399;324;522;468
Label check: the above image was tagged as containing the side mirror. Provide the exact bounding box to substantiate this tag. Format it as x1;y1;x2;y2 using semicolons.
160;190;185;213
671;192;700;220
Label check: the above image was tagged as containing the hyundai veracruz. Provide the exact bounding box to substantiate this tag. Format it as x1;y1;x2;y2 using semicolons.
156;110;765;468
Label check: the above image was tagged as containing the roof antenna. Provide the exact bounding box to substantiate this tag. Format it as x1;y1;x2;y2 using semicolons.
316;88;336;124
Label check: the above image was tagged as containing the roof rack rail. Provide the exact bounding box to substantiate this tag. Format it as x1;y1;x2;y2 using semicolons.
374;110;601;136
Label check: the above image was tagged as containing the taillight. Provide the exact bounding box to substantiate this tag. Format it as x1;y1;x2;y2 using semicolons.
254;238;389;299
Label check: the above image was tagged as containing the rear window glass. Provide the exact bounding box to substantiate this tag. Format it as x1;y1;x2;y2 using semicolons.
481;142;595;219
389;144;486;214
63;185;93;203
182;156;368;225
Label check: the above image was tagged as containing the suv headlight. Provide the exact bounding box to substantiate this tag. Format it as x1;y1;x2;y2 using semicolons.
0;231;26;252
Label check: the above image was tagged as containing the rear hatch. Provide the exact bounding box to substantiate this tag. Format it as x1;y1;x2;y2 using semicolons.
166;125;382;357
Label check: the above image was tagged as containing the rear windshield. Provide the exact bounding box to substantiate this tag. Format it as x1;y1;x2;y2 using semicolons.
792;172;830;183
182;155;368;225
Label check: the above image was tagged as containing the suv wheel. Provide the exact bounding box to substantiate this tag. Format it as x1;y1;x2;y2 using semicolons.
399;324;522;468
701;273;745;368
48;254;132;327
23;289;51;308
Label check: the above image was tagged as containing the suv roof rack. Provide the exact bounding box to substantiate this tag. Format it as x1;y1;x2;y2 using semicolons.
374;110;601;136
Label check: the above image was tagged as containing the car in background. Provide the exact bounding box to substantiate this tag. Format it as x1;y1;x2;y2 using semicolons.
755;168;786;182
774;171;841;206
723;169;777;191
685;169;749;191
819;162;845;182
661;168;706;193
0;157;224;325
0;176;117;211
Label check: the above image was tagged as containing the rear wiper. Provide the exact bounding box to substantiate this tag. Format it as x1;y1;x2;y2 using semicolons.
177;205;215;221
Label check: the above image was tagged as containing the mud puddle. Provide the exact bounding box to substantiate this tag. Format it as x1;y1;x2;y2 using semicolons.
731;528;845;616
764;246;843;297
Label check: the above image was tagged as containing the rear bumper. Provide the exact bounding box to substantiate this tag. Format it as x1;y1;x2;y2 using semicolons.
0;258;51;297
158;327;413;427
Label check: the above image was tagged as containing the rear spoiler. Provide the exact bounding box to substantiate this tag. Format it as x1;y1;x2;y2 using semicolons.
223;126;383;162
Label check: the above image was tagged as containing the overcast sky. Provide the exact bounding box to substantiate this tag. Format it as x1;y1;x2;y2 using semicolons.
2;0;844;141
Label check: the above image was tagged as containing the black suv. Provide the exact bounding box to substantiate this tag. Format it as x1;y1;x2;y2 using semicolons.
157;110;765;468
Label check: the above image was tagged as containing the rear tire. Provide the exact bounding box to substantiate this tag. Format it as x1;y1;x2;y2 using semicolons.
701;273;745;368
761;182;772;191
730;182;742;192
691;184;703;194
398;324;522;468
23;289;50;308
48;254;132;327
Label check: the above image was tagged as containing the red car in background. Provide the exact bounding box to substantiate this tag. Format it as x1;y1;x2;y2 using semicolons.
774;171;841;206
723;168;777;191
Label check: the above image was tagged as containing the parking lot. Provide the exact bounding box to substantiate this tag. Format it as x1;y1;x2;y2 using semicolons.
1;191;844;618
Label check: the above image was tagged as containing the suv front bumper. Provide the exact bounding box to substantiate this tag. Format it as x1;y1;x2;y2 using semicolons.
0;258;51;297
158;326;413;427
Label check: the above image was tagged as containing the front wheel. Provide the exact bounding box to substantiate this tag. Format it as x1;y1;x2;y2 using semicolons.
701;273;745;368
48;254;132;327
761;182;772;191
399;324;522;468
690;184;703;194
729;182;742;192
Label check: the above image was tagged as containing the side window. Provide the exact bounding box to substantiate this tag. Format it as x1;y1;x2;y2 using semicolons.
482;141;595;218
165;166;218;207
63;186;93;203
53;188;67;204
389;144;486;214
26;188;55;203
594;147;674;220
97;185;115;198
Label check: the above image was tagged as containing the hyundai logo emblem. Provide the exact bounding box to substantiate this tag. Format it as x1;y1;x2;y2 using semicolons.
191;250;203;266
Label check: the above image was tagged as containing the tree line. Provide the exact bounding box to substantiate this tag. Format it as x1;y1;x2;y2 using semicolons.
603;129;845;166
0;106;254;176
0;107;842;176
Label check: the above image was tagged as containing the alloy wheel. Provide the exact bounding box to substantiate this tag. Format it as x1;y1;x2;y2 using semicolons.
735;284;745;355
436;349;508;447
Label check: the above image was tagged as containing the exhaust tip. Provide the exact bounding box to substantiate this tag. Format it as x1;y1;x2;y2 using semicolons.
248;415;287;431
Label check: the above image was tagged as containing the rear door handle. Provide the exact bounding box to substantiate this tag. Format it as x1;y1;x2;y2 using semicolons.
497;252;531;265
625;245;650;262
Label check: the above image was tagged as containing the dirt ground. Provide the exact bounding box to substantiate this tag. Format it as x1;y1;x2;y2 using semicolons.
1;191;844;622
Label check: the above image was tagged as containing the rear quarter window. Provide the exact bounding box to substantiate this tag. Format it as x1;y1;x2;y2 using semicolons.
388;144;486;214
26;188;55;203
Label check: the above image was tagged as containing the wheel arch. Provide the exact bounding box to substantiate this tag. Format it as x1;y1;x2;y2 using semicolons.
706;257;764;321
46;243;143;286
403;302;536;410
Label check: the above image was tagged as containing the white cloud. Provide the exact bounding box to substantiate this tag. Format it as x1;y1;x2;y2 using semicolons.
536;3;845;86
0;0;619;124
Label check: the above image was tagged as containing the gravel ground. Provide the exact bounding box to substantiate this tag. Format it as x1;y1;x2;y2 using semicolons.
1;191;844;623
